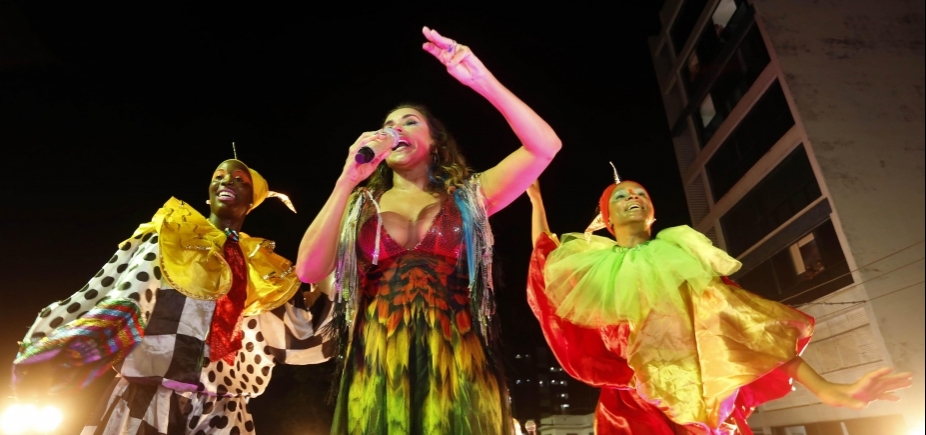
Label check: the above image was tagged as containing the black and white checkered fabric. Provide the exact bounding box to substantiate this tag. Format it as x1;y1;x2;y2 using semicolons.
18;224;335;434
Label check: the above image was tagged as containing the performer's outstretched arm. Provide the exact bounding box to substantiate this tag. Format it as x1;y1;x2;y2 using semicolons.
781;356;913;409
526;180;551;248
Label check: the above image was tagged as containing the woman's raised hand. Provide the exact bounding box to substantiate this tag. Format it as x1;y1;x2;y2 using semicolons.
339;130;394;187
421;26;493;88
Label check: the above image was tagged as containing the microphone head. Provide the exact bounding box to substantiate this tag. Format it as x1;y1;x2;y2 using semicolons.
355;147;376;164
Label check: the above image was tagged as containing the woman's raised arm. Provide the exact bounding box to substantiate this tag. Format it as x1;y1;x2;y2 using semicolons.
421;26;562;216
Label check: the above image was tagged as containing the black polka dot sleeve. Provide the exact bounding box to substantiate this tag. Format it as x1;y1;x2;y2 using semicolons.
20;225;164;348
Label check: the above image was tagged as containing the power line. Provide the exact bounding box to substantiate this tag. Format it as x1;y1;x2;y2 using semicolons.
792;256;923;306
796;279;925;308
781;238;925;305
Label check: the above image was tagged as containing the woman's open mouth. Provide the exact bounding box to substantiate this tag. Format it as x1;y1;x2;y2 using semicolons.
216;188;237;201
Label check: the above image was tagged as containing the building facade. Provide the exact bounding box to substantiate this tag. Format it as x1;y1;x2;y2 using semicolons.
648;0;924;434
509;346;599;429
536;414;594;435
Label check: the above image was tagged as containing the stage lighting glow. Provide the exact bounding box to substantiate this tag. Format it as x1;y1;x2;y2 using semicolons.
0;404;63;434
908;424;924;435
1;404;32;435
33;406;63;433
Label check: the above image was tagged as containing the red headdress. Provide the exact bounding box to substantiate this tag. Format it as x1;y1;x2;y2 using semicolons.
585;162;621;237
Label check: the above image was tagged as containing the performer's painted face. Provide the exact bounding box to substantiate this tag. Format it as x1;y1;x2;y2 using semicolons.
607;181;655;229
209;160;254;218
382;107;435;169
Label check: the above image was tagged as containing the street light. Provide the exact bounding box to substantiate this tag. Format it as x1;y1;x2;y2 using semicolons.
525;419;537;435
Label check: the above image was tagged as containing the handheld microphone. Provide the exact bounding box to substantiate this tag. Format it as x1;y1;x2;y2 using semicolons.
355;127;400;164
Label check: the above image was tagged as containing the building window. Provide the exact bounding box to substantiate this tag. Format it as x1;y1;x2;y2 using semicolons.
705;80;796;201
692;24;771;146
789;233;823;279
681;0;751;89
720;145;821;257
670;0;710;54
736;220;851;304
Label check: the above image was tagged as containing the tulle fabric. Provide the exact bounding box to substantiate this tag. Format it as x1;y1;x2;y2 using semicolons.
543;226;741;328
533;227;815;433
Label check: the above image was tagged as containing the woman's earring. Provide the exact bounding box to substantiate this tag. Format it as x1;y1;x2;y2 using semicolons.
206;200;211;205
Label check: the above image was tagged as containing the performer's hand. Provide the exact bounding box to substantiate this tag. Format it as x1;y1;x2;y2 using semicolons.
815;367;913;409
339;130;395;187
526;180;542;201
421;26;494;88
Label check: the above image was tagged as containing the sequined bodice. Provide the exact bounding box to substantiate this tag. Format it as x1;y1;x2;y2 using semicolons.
358;194;464;264
356;193;469;305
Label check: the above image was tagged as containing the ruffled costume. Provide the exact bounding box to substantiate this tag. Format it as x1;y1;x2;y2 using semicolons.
13;198;334;435
528;226;814;435
330;174;512;435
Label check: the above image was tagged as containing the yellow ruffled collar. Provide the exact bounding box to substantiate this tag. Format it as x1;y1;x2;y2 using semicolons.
145;197;300;316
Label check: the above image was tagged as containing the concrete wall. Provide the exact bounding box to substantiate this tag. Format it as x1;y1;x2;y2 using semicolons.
537;414;594;435
753;0;925;428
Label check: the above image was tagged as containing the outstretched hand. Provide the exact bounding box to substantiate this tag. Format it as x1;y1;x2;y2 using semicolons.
816;367;913;409
421;26;493;88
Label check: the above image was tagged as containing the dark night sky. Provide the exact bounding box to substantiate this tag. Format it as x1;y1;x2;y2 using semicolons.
0;3;686;432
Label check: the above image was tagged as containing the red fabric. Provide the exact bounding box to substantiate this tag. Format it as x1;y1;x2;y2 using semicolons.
207;237;248;364
596;388;682;435
527;233;634;387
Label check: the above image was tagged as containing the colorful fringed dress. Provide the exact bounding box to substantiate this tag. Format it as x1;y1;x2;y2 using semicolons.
13;198;335;435
331;176;510;435
527;227;815;435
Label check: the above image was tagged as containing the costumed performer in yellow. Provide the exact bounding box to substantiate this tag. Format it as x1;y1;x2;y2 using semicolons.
524;168;913;435
12;157;335;434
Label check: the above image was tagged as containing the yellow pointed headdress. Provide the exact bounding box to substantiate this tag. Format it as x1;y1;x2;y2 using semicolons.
225;142;297;214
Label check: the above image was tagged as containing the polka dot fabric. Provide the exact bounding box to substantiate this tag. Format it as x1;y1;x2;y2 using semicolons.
16;219;335;434
22;226;162;349
201;318;275;398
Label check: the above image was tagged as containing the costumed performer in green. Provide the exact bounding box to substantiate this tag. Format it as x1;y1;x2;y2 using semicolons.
524;168;913;434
